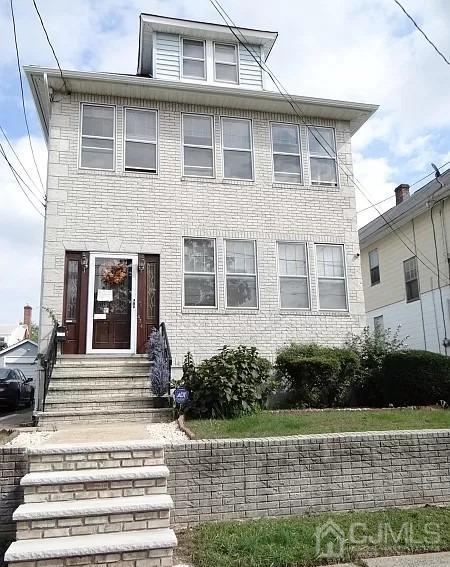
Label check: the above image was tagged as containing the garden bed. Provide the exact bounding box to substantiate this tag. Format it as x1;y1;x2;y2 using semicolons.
185;407;450;439
176;506;450;567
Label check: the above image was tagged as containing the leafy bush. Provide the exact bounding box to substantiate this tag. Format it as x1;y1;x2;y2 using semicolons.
275;343;360;408
147;328;170;397
345;326;408;406
381;350;450;406
181;346;273;418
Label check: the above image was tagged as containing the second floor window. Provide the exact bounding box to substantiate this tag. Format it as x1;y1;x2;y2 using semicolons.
225;240;258;308
183;238;216;307
214;43;238;83
271;123;302;183
124;108;157;172
404;257;419;302
182;114;214;177
222;118;253;180
369;249;380;285
182;39;206;79
316;244;347;310
80;104;114;170
308;126;338;186
278;242;309;308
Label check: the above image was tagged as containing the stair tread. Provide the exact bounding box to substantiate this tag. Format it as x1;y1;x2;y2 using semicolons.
37;407;170;417
21;465;169;486
28;439;165;455
46;394;154;401
49;384;150;390
5;528;177;562
14;494;173;520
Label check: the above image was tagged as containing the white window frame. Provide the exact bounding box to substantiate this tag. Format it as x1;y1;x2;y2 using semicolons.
123;107;158;174
213;42;239;84
403;256;420;303
79;103;115;171
181;38;206;80
369;248;380;286
181;113;215;178
277;241;310;310
182;237;217;309
307;126;339;187
221;117;254;181
224;239;259;310
271;122;302;184
315;243;348;312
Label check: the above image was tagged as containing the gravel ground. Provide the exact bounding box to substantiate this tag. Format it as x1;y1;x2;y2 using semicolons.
146;421;189;443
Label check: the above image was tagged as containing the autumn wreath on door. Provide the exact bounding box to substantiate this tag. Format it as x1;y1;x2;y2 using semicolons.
101;262;128;286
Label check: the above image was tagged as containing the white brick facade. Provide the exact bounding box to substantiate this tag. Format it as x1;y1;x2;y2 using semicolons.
40;92;365;368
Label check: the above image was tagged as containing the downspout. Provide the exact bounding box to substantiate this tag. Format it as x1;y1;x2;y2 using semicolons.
412;219;428;350
430;196;448;355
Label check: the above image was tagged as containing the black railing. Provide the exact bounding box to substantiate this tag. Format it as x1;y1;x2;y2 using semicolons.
159;322;172;396
39;322;58;412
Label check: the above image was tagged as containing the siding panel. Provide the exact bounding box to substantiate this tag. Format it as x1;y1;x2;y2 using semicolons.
239;44;263;89
155;33;180;80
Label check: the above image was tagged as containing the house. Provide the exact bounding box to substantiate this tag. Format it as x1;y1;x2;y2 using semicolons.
359;168;450;354
0;339;38;385
0;305;33;349
24;13;377;425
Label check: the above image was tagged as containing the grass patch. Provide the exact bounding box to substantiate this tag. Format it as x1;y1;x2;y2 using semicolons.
177;507;450;567
186;408;450;439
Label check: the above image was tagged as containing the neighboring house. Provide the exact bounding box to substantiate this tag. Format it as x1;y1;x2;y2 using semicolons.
25;14;377;381
0;306;33;350
359;168;450;354
0;339;38;385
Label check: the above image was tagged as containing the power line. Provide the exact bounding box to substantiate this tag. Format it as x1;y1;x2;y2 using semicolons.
209;0;450;285
9;0;46;193
31;0;69;93
357;194;394;214
393;0;450;66
410;160;450;188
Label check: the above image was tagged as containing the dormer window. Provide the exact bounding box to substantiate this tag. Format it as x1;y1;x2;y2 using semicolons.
214;43;238;84
182;39;206;79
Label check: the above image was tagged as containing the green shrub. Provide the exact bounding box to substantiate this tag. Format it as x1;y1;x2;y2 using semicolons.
275;343;360;408
181;346;273;418
381;350;450;406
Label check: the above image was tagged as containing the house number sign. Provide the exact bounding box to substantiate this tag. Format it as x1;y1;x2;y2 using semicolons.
174;387;189;405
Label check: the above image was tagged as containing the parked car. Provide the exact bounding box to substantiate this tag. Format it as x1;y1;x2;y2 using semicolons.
0;368;34;410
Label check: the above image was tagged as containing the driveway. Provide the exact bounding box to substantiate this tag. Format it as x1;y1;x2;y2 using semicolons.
0;408;33;428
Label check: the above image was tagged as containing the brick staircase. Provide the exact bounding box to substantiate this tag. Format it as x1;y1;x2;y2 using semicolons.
5;440;177;566
37;356;172;429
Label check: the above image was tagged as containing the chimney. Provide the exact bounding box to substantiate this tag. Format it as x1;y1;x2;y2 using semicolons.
23;305;32;336
395;183;410;205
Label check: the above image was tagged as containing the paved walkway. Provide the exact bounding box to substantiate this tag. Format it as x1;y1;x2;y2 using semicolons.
0;408;32;427
328;552;450;566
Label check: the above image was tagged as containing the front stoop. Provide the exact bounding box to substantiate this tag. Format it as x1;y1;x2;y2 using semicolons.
5;441;177;567
37;356;172;429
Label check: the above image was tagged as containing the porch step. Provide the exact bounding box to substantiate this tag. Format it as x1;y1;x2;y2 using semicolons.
52;367;150;378
5;528;177;563
49;380;150;389
45;395;160;411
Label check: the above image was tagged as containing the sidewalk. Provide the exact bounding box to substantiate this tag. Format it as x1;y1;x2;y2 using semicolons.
328;551;450;566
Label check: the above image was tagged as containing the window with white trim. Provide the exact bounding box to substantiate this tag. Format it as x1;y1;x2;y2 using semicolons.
374;315;384;331
278;242;309;308
369;249;380;285
182;114;214;177
271;123;302;183
183;238;216;307
308;126;338;186
403;256;419;302
225;240;258;308
182;39;206;79
222;118;253;180
80;104;114;170
124;108;157;172
214;43;238;83
316;244;347;310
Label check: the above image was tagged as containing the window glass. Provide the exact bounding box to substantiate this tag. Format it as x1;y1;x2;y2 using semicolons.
183;238;216;307
222;118;253;180
215;43;238;83
183;114;214;177
124;109;157;172
225;240;258;308
308;126;337;185
182;39;205;79
278;243;309;309
81;105;114;170
316;244;347;310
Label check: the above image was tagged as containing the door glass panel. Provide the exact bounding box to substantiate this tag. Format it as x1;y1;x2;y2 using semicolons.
65;260;79;321
146;262;157;320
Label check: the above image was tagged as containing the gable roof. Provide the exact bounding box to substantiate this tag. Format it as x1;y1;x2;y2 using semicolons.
0;339;38;357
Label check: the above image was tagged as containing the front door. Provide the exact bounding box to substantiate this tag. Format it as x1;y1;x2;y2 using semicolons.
86;253;137;353
137;254;160;354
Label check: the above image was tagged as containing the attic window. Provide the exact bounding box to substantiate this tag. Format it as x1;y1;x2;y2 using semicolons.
182;39;206;79
214;43;238;84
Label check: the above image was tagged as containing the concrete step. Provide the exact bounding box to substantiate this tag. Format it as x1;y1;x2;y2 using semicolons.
52;367;150;378
22;465;170;502
49;381;150;390
5;528;177;564
56;356;149;368
45;396;160;411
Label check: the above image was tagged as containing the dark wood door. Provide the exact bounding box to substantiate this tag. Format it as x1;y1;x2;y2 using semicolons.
62;252;88;354
92;257;133;350
137;255;160;354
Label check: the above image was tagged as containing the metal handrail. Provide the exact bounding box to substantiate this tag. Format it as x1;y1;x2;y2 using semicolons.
159;322;172;396
39;322;58;412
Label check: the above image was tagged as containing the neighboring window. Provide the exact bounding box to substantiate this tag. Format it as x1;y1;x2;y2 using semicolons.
271;123;302;184
225;240;258;308
308;126;338;186
369;249;380;285
124;108;157;172
222;118;253;180
404;256;420;302
316;244;347;310
80;104;114;170
374;315;384;331
183;238;216;307
182;114;214;177
182;39;206;79
214;43;238;83
278;242;309;309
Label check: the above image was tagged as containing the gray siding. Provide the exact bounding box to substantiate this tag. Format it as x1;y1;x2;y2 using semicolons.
239;44;263;89
155;32;180;80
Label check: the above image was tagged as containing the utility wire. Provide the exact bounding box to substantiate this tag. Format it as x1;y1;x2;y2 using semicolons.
393;0;450;66
209;0;450;285
9;0;45;193
31;0;69;93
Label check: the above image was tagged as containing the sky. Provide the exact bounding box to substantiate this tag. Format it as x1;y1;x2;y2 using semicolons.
0;0;449;324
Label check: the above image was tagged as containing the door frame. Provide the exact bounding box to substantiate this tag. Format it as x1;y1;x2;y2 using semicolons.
86;252;138;354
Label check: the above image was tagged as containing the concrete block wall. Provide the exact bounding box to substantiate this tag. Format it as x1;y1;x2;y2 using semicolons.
0;448;27;541
165;430;450;528
40;90;365;367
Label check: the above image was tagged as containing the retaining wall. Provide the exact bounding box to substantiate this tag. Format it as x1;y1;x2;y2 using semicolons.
0;447;27;543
